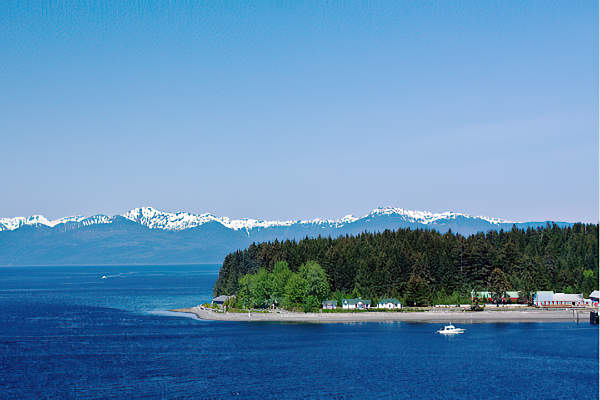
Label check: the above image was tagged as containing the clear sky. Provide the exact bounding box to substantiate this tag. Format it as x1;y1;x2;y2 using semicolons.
1;1;597;222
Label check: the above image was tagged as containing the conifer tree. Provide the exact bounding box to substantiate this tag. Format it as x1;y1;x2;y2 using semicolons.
488;268;509;304
405;274;431;306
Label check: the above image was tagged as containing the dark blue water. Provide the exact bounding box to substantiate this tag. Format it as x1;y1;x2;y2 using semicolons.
0;265;597;399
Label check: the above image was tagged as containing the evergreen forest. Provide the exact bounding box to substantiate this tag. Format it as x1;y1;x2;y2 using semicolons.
213;224;598;309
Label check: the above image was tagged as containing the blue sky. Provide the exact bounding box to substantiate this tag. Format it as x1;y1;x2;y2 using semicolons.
1;1;597;222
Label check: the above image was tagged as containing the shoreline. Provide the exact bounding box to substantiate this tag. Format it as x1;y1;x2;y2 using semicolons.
169;306;593;324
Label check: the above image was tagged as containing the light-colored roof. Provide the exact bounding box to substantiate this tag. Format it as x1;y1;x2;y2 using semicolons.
322;300;337;305
212;295;232;303
533;291;584;302
474;291;519;298
553;293;583;302
378;298;401;304
534;291;555;302
343;298;371;305
589;290;600;299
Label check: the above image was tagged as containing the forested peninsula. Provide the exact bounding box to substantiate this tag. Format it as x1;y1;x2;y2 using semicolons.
213;224;598;309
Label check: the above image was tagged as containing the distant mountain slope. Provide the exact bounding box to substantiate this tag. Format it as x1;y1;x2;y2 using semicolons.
0;207;572;265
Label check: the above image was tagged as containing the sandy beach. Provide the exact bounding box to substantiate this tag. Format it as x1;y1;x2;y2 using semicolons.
170;306;592;324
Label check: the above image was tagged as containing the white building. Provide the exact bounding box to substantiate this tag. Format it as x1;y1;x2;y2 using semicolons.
377;298;402;309
583;290;599;307
342;298;371;310
533;291;585;307
322;300;337;310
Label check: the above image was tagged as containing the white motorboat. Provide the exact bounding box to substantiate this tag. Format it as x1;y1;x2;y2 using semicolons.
437;323;465;334
101;275;107;279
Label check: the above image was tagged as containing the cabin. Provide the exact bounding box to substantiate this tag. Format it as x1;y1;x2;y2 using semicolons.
342;298;371;310
505;291;520;301
583;298;598;307
533;291;585;307
587;291;600;308
471;290;520;303
212;295;234;307
322;300;337;310
377;298;402;309
472;291;492;302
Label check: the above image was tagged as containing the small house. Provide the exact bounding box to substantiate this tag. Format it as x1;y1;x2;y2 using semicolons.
472;291;492;302
212;295;234;307
377;298;402;309
471;290;520;303
505;291;520;301
322;300;337;310
586;291;600;308
342;298;371;310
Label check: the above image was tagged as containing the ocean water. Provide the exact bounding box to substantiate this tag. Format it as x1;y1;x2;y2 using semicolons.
0;265;597;400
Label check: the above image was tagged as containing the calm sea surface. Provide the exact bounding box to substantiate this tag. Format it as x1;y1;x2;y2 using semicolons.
0;265;597;399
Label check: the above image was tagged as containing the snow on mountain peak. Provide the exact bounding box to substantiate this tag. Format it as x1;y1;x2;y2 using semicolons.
0;206;518;232
367;207;516;225
0;216;43;231
339;214;359;224
121;207;296;231
299;214;359;227
121;207;219;230
0;214;107;231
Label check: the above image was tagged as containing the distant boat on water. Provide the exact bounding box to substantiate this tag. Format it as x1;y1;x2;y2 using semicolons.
437;324;465;334
101;275;107;279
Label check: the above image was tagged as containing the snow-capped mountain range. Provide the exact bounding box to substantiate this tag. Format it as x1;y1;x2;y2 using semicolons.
0;206;516;232
0;206;571;265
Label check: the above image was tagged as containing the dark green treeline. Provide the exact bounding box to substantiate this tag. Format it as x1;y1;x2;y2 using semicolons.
213;224;598;299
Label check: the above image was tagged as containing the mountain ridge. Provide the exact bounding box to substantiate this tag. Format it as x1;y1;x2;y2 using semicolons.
0;206;575;265
0;206;522;232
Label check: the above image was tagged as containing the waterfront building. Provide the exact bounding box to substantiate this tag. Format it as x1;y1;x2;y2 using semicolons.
583;298;598;307
505;291;520;301
322;300;337;310
532;291;554;306
584;291;599;307
471;290;520;303
533;291;585;307
212;295;234;307
377;298;402;309
342;298;371;310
